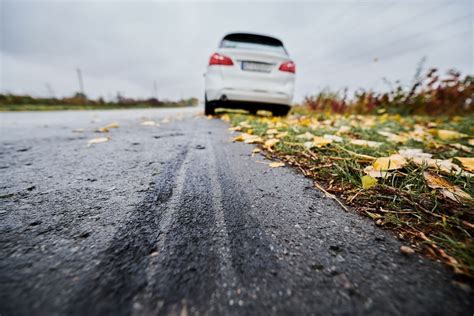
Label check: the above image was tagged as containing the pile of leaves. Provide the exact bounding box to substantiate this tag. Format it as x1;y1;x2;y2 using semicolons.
221;111;474;277
304;69;473;116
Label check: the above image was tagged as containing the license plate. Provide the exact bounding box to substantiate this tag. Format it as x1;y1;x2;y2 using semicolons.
241;61;272;73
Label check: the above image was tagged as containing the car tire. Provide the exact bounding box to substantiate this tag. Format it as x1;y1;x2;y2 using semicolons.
248;109;258;115
204;95;215;116
272;105;290;116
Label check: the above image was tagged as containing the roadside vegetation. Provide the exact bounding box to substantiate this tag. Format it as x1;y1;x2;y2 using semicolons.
218;69;474;277
0;93;198;111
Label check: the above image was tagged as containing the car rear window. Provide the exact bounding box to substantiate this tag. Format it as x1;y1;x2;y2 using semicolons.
220;33;287;55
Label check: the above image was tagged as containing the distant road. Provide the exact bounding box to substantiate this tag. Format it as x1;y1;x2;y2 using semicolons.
0;107;472;315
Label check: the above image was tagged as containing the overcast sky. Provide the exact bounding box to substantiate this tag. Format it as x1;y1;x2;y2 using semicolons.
0;0;472;101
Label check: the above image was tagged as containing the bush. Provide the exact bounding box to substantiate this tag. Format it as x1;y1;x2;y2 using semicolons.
304;69;473;116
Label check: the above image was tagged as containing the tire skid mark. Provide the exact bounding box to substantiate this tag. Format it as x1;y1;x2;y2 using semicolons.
134;135;221;315
214;145;294;314
206;136;240;312
67;144;190;316
131;139;192;314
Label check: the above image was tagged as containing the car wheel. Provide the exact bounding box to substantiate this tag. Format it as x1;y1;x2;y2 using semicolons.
248;109;258;115
272;105;290;116
204;95;215;116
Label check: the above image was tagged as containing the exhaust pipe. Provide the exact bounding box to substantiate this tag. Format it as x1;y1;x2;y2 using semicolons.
220;94;228;102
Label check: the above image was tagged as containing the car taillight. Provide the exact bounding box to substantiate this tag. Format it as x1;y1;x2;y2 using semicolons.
279;61;295;73
209;53;234;66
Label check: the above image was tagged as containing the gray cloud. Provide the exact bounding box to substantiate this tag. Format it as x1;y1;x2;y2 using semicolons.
1;0;472;101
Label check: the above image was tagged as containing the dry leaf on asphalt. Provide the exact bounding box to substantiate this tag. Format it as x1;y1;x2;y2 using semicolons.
252;148;261;153
423;171;472;203
72;128;84;133
454;157;474;172
228;126;242;132
361;175;377;189
233;133;263;144
269;161;285;168
400;246;415;255
349;139;383;148
437;129;468;140
96;121;119;133
141;120;158;126
373;154;407;171
87;137;110;146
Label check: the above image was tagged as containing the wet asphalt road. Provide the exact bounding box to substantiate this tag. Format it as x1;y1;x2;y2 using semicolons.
0;107;473;316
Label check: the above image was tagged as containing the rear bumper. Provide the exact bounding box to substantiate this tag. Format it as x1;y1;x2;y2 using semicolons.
207;88;292;106
205;66;294;106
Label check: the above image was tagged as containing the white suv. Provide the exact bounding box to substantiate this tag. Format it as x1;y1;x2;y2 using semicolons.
204;33;295;116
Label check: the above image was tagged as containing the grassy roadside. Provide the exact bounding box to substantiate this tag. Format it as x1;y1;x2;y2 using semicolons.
218;109;474;278
0;103;195;112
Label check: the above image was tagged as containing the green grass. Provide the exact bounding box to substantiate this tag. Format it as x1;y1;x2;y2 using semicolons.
224;110;474;277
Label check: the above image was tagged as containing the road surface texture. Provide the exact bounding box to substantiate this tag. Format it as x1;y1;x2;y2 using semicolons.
1;108;472;316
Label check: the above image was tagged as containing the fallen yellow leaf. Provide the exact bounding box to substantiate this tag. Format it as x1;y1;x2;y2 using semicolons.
233;133;263;144
349;139;383;148
296;132;315;140
423;171;472;203
336;125;351;134
87;137;110;146
377;130;408;143
220;114;230;122
312;136;332;148
264;138;279;149
105;121;119;129
398;148;432;159
323;134;343;143
266;129;278;135
141;120;157;126
252;148;261;153
363;166;391;178
97;127;109;133
269;161;285;168
455;157;474;172
228;126;242;132
238;121;252;128
96;121;119;133
412;157;472;177
361;175;377;189
451;143;472;153
298;117;312;126
275;131;288;138
373;154;407;171
437;129;468;140
468;139;474;146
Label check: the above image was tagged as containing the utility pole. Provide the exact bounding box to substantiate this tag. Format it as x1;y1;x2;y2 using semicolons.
153;80;158;99
76;68;85;96
45;83;54;98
